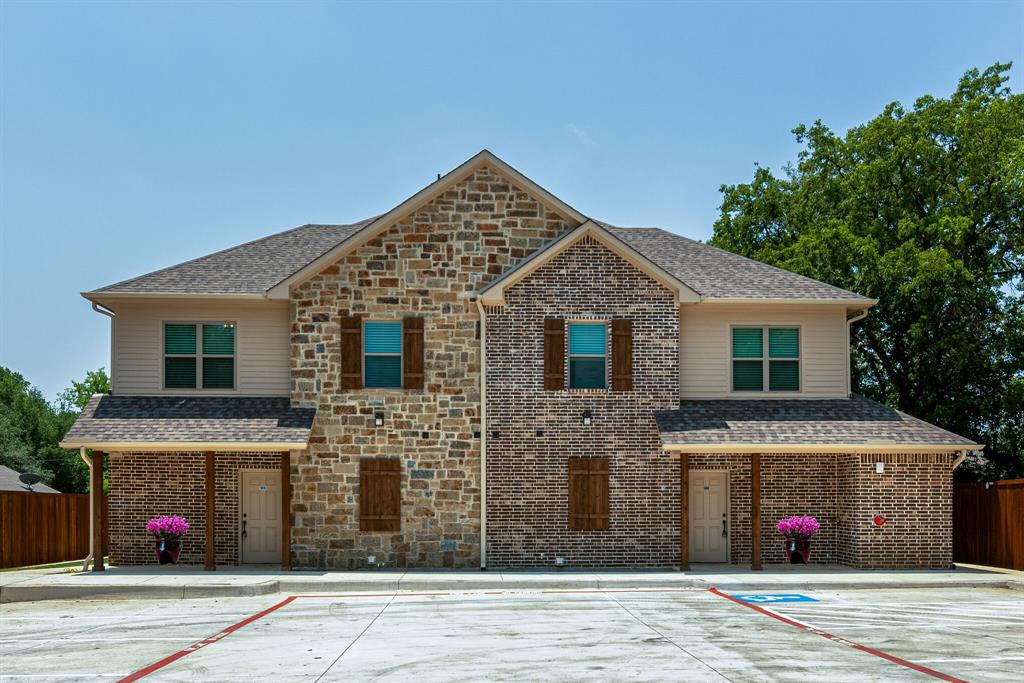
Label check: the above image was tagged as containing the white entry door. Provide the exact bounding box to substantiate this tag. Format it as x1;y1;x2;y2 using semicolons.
240;471;281;564
689;471;729;563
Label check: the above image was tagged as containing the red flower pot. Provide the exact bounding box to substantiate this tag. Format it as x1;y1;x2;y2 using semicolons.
155;538;182;564
784;539;811;564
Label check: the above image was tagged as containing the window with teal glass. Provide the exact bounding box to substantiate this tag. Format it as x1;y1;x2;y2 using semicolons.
364;321;402;388
731;326;800;392
768;328;799;391
164;322;235;390
569;322;606;389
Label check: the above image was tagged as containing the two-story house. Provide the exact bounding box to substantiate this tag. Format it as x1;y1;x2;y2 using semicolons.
62;150;978;571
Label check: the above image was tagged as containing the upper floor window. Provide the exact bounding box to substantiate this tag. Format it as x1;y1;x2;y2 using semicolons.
731;326;800;392
363;321;402;388
164;323;235;390
569;322;607;390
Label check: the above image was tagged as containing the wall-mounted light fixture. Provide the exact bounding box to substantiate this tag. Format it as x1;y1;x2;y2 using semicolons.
582;410;593;426
374;412;385;428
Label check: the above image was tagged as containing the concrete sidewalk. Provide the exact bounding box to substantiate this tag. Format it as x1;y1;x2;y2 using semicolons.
2;563;1020;604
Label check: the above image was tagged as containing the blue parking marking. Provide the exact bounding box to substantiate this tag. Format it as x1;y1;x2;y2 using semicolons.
731;593;819;603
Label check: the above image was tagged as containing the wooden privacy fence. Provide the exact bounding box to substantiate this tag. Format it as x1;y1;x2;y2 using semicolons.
0;491;108;569
953;478;1024;571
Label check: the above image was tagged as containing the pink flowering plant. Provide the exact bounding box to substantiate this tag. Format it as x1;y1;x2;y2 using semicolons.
146;515;190;540
775;515;820;540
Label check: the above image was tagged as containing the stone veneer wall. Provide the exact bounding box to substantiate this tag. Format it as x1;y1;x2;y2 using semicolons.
107;452;280;566
289;167;573;569
485;236;681;568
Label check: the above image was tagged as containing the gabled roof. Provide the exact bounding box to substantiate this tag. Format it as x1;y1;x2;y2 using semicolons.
479;221;701;306
605;225;873;303
59;395;316;452
83;150;873;305
654;396;980;453
263;150;587;299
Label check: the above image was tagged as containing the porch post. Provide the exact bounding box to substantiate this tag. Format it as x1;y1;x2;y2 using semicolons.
751;452;762;570
679;453;689;572
205;451;215;571
91;450;105;572
281;451;291;571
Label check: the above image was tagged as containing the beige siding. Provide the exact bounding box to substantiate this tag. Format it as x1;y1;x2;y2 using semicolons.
680;303;849;399
110;300;290;396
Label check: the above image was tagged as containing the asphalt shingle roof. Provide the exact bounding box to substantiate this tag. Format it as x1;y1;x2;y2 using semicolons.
0;465;61;493
654;396;976;447
605;226;870;301
61;395;316;446
92;220;375;295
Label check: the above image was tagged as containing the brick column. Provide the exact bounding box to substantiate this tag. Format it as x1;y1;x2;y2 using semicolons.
281;451;291;571
205;451;215;570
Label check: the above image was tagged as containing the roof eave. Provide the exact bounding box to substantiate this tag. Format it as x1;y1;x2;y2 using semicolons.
659;442;981;454
82;291;271;303
59;440;308;452
696;297;878;307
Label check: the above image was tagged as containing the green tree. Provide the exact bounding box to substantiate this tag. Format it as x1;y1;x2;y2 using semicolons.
711;63;1024;480
56;368;110;413
0;367;110;493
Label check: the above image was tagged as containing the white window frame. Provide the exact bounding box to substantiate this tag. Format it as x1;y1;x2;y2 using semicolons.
162;321;238;391
362;319;404;389
567;320;608;391
729;325;802;394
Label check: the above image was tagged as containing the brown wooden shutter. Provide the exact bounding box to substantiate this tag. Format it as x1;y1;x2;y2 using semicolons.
544;318;566;391
568;457;609;531
402;316;424;390
340;315;363;390
359;458;401;532
611;319;633;391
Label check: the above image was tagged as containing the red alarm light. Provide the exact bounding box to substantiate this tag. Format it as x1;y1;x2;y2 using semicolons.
873;515;887;526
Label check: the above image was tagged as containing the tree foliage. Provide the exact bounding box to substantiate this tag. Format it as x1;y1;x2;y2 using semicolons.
712;64;1024;480
0;366;109;493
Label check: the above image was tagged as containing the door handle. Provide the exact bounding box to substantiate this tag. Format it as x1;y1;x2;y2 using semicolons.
722;514;728;537
241;514;248;540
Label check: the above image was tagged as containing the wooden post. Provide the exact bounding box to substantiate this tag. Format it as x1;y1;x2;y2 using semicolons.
91;451;105;572
679;453;689;572
751;453;762;571
281;451;291;571
205;451;215;571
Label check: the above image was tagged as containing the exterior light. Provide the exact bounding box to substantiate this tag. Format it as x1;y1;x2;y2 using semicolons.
374;412;384;427
582;410;593;426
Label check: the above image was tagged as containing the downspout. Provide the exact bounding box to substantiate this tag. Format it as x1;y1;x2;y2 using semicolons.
845;308;869;397
91;301;116;394
79;448;93;572
475;299;488;570
84;301;115;571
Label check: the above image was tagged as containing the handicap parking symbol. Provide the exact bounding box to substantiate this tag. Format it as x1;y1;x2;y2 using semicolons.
732;593;818;603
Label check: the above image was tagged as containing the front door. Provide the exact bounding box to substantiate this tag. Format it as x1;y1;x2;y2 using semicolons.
689;470;729;563
240;471;281;564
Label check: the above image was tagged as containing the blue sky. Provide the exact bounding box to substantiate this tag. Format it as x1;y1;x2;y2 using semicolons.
1;0;1021;401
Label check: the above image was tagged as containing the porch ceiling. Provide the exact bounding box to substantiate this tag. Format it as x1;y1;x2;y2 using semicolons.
59;395;316;452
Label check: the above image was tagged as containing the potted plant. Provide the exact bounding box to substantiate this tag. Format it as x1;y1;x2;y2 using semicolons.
146;515;190;565
775;515;820;564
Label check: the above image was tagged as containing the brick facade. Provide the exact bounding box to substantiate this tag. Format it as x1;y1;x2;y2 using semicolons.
288;167;572;569
485;236;681;567
107;451;280;566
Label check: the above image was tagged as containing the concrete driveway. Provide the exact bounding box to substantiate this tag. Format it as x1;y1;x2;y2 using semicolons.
0;587;1021;682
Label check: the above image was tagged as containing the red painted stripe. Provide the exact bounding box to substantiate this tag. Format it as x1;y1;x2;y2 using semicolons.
117;595;298;683
708;587;968;683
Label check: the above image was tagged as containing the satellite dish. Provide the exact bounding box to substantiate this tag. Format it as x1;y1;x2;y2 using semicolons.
19;472;42;492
